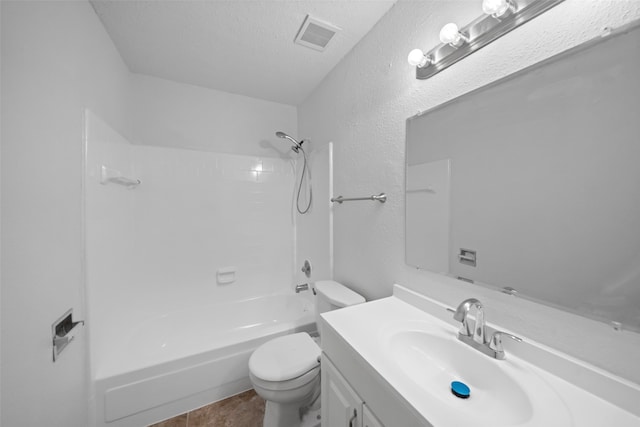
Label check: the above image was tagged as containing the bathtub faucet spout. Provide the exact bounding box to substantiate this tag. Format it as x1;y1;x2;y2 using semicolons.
295;283;309;293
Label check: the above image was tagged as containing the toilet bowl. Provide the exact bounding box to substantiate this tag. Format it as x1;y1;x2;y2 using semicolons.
249;332;321;427
248;280;365;427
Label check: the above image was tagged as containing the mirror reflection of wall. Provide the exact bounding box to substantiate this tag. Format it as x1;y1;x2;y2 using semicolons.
405;22;640;332
406;159;451;273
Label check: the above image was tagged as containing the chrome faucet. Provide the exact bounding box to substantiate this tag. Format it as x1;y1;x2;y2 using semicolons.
452;298;485;344
295;283;309;293
451;298;522;359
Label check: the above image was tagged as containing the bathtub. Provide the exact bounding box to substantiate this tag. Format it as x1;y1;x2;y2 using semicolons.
93;293;315;427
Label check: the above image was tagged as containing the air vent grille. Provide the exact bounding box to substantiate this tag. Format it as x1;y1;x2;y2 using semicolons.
295;15;340;52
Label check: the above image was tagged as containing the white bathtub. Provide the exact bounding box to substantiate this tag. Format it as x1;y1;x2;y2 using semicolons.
93;293;315;427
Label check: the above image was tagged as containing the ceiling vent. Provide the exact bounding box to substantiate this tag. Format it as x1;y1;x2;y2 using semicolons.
294;15;341;52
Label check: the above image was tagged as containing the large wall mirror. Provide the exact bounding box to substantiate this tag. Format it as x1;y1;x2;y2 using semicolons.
406;22;640;332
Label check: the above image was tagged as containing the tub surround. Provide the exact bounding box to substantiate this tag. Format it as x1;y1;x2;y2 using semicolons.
321;283;640;426
85;111;299;372
94;294;314;427
84;110;319;426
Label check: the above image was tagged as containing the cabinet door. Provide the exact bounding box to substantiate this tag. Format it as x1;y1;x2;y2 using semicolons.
321;354;362;427
362;404;384;427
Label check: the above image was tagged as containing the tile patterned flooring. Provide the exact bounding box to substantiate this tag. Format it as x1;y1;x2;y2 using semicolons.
149;390;265;427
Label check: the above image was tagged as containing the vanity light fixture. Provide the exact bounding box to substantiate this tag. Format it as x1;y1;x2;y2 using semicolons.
482;0;515;19
439;23;468;48
408;0;565;80
407;48;433;68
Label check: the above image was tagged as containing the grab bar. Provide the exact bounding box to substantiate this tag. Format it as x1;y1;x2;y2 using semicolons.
331;193;387;204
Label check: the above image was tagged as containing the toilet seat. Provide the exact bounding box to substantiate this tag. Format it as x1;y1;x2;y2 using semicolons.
250;365;320;393
249;332;321;382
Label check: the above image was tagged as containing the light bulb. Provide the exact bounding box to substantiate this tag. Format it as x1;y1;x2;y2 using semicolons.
407;48;432;68
482;0;512;17
440;23;464;47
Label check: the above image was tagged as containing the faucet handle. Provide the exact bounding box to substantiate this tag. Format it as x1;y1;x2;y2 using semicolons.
489;331;523;359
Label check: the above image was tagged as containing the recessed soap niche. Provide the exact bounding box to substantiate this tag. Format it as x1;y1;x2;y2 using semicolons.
217;267;237;285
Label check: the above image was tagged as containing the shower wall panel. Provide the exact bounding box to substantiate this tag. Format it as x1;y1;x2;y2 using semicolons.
85;111;137;380
85;112;295;380
131;146;295;307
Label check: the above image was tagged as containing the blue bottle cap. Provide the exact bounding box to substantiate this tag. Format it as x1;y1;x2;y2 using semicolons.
451;381;470;398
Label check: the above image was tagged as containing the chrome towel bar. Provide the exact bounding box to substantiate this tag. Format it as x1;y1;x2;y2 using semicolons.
331;193;387;204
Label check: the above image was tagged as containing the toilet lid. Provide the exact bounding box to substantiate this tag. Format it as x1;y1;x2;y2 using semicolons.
249;332;320;382
315;280;365;307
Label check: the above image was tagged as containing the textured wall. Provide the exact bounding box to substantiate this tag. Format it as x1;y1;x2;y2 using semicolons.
1;2;131;426
299;0;640;382
129;74;298;158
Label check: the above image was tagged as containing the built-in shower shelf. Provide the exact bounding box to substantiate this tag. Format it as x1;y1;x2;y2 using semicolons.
100;165;141;188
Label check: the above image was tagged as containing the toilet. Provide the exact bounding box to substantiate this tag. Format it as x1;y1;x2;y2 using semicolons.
249;280;365;427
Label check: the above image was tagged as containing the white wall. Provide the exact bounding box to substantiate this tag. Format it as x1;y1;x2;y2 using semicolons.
3;3;302;424
84;111;137;381
0;3;3;422
294;143;334;285
0;2;3;422
129;73;298;157
298;0;640;383
1;1;131;426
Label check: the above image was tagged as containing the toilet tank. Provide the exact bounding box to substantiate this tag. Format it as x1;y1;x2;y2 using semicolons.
314;280;365;327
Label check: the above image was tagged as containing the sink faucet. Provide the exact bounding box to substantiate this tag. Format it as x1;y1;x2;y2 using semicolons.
451;298;522;359
452;298;485;344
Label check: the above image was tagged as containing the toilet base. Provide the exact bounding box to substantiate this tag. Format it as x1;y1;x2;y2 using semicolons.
301;407;321;427
258;380;320;427
263;400;302;427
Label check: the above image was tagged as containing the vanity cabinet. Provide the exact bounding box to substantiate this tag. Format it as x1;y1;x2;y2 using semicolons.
321;354;385;427
362;405;384;427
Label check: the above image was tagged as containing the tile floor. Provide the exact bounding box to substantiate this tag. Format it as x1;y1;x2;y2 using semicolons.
148;390;265;427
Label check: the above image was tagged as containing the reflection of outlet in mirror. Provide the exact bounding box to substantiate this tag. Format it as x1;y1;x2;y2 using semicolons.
458;249;476;267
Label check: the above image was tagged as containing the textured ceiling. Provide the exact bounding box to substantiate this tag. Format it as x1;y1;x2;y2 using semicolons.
90;0;397;106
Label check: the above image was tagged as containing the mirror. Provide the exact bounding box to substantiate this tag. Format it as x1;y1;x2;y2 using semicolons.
405;22;640;332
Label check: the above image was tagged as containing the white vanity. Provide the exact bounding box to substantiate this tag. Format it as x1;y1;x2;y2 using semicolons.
320;284;640;427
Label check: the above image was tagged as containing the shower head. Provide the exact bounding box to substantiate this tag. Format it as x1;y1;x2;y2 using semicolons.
276;131;303;153
275;131;289;139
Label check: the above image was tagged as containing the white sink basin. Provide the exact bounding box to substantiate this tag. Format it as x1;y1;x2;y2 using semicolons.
390;330;531;425
380;321;572;426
